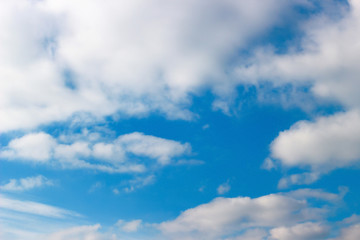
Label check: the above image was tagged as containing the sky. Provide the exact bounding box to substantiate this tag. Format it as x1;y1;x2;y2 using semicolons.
1;0;360;239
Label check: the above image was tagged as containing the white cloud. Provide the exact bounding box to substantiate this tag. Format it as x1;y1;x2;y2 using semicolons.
217;182;231;195
226;0;360;186
0;131;191;174
278;172;320;189
271;111;360;170
92;142;125;163
54;142;91;160
158;189;336;240
0;132;55;162
118;132;191;165
235;0;360;109
123;175;155;193
268;110;360;186
0;195;78;218
0;0;310;133
0;189;349;240
1;175;53;192
270;222;329;240
285;188;343;203
262;157;277;171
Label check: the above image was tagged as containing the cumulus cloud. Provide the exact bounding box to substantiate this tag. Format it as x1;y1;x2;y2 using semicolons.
118;132;191;165
0;131;190;174
271;111;360;170
1;175;53;192
268;110;360;186
0;0;311;133
158;188;338;240
0;132;56;163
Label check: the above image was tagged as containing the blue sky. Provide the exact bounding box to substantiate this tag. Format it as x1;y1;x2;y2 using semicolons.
1;0;360;239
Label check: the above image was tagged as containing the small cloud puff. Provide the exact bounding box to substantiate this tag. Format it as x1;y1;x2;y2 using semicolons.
217;181;231;195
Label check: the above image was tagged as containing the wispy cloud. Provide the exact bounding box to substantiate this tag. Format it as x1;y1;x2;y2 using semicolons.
116;219;143;233
46;224;102;240
0;195;79;219
1;175;53;192
217;181;231;195
123;175;155;193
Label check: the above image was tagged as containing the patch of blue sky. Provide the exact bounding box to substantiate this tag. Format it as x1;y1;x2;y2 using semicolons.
62;69;77;90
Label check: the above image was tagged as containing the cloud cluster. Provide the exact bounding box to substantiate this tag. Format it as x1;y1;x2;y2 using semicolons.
0;131;191;173
1;189;356;240
236;0;360;109
158;188;339;240
0;0;308;133
236;0;360;186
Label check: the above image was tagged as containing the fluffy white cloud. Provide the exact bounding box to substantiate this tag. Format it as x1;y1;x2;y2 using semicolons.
0;0;310;133
0;132;56;162
268;110;360;186
0;175;53;192
0;131;191;174
271;111;360;170
118;132;191;165
158;189;337;240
